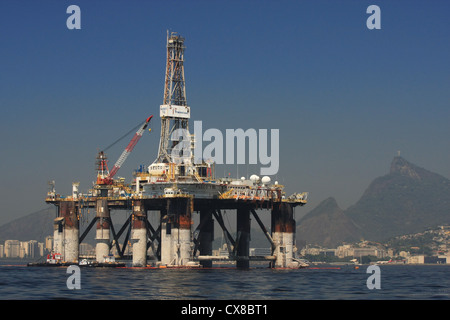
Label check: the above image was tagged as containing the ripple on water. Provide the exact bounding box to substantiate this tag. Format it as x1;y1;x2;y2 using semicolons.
0;264;449;299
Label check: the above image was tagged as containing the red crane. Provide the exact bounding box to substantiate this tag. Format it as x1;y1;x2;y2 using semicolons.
96;115;153;185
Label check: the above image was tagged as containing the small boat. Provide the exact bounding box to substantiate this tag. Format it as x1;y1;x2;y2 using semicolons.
27;253;71;267
292;258;311;268
46;252;62;264
79;259;93;266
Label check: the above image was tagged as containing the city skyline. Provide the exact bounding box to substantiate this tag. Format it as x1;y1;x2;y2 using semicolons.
2;224;449;264
0;0;449;226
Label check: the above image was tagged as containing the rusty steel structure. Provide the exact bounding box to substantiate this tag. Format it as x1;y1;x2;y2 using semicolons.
44;31;308;269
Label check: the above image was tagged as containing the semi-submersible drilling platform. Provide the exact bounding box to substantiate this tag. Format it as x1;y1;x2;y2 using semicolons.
44;32;308;269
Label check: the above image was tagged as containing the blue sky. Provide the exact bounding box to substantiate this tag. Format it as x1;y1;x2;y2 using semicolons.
0;0;449;225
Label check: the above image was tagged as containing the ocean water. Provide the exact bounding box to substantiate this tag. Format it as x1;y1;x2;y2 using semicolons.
0;260;448;301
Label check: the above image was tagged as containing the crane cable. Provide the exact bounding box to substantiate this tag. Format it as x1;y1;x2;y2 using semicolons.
102;120;147;152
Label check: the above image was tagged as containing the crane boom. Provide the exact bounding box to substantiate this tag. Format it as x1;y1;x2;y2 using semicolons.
108;115;153;179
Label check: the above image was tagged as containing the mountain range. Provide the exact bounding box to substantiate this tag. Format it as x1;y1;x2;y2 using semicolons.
0;206;55;243
1;157;449;249
297;156;450;247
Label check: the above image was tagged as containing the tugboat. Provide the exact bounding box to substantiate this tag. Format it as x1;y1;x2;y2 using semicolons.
46;252;62;264
79;259;93;266
292;258;311;268
103;253;116;263
27;252;71;267
82;254;126;268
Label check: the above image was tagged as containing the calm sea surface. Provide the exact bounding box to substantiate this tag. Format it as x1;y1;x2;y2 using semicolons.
0;260;449;300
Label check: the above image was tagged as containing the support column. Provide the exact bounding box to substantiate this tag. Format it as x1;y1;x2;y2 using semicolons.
53;206;63;257
271;202;297;268
160;197;194;266
60;201;79;262
175;197;193;266
131;200;147;267
95;199;110;263
199;208;214;268
160;205;172;266
236;206;250;269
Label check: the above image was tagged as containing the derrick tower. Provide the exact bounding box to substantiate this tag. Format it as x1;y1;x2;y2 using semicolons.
155;31;190;164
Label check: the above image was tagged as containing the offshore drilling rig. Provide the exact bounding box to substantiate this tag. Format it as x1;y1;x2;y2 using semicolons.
44;32;308;269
